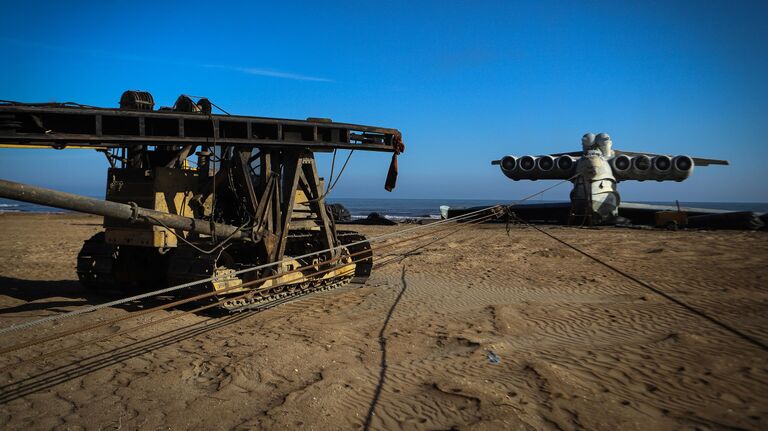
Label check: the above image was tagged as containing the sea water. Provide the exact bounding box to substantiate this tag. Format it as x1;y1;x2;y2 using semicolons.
3;197;767;218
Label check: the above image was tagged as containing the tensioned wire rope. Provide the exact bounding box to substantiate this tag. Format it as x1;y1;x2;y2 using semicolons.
0;203;487;335
507;212;768;353
0;208;500;358
0;207;499;368
0;222;484;400
0;175;579;336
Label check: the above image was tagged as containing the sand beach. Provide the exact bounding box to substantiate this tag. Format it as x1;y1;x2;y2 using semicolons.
0;213;767;430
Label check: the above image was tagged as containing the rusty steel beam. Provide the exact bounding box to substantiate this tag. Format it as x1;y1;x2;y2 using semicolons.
0;104;400;152
0;179;252;242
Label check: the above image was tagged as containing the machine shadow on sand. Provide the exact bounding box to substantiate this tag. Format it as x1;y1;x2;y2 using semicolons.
0;276;227;316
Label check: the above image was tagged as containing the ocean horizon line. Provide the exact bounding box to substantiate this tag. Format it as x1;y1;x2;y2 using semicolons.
3;196;767;218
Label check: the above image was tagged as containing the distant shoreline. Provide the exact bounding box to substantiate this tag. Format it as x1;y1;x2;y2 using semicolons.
2;198;767;219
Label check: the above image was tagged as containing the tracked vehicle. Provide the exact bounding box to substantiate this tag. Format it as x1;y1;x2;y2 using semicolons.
0;91;404;310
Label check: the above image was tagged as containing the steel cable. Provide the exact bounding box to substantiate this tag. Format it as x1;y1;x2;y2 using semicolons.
0;204;485;335
0;211;496;370
0;211;498;357
0;204;496;334
508;213;768;353
0;175;577;336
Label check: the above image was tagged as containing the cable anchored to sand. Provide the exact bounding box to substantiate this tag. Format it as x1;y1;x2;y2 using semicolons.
509;213;768;353
0;207;489;335
0;210;496;372
0;176;577;336
0;175;579;364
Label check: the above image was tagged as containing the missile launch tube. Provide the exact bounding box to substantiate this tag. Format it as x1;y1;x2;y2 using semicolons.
0;179;252;242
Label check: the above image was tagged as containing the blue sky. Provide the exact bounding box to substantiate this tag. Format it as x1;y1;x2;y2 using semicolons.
0;0;766;202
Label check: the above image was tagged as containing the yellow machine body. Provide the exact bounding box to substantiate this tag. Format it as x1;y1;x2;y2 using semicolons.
103;167;199;248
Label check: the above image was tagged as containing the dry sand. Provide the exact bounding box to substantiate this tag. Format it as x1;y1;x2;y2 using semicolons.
0;212;767;430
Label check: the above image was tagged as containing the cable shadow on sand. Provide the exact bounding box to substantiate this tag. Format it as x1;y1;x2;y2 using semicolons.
363;265;408;430
0;283;359;404
0;310;256;404
362;230;465;429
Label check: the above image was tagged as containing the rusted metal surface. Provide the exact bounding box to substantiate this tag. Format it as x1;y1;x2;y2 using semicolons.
0;102;400;152
0;90;405;309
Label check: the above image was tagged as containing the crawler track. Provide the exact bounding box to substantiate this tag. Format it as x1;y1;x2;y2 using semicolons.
220;274;354;312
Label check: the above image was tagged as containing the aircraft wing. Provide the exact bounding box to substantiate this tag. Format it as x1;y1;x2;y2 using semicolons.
614;150;729;166
690;157;729;166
